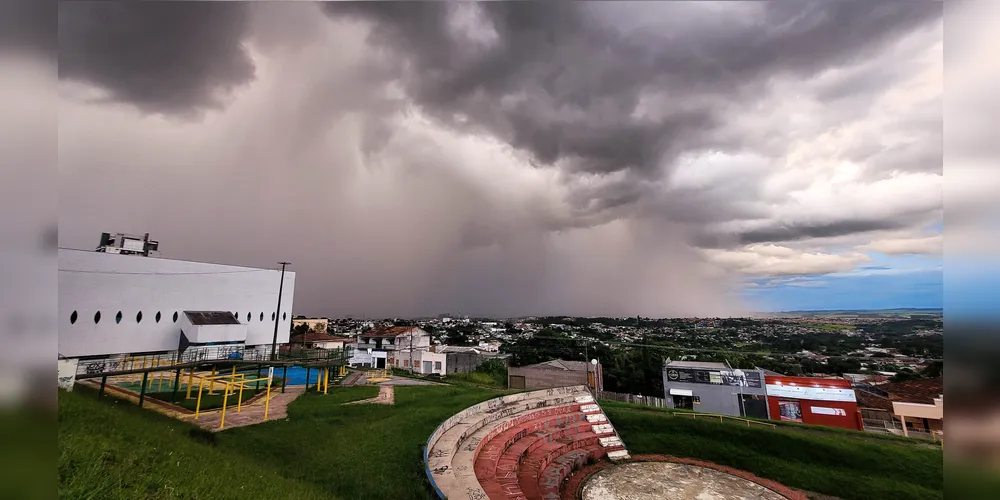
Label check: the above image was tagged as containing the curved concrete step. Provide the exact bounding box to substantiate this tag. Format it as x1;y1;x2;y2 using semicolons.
536;443;612;499
517;437;603;500
479;420;595;499
424;385;591;500
474;408;584;479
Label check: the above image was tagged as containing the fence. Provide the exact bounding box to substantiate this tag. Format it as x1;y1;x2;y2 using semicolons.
596;390;776;429
597;390;667;409
72;346;348;378
862;418;942;442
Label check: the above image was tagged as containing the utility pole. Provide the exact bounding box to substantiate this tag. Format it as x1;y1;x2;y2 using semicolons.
409;327;414;373
270;262;291;361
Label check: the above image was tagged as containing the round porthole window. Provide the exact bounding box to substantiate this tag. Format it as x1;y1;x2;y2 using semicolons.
70;311;78;324
136;311;143;323
173;311;179;323
259;312;264;322
282;312;287;321
272;312;276;321
115;311;123;324
155;311;162;323
247;312;251;322
94;311;101;324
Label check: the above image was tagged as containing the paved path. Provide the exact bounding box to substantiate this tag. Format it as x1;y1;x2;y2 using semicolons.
185;386;306;432
582;462;790;500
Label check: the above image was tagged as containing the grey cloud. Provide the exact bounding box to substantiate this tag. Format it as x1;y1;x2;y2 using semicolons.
58;1;255;116
0;0;55;59
323;0;941;225
735;219;909;246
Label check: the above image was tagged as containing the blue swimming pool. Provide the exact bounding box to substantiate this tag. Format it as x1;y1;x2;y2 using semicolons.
276;366;326;386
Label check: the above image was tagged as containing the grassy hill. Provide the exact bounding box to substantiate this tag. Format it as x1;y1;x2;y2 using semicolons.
59;384;499;500
60;385;945;500
603;402;943;500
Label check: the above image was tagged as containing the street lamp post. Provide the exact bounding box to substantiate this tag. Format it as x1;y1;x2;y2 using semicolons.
270;261;291;361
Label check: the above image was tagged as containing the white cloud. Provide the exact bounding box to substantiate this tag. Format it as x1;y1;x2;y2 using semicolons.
857;235;942;255
703;244;871;277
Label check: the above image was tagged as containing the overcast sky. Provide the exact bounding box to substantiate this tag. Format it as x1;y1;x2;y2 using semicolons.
45;1;950;317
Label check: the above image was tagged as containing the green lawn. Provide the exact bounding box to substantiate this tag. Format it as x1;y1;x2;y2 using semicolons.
60;383;945;500
60;384;500;500
216;385;499;500
58;389;328;500
604;404;943;500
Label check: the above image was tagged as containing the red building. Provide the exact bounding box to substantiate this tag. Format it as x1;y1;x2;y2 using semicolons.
764;375;864;431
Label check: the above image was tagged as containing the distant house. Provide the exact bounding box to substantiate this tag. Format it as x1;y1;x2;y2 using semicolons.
289;332;351;350
855;378;943;438
508;359;602;392
353;326;446;375
438;345;509;374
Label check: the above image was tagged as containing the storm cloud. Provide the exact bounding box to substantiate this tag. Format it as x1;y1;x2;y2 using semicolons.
58;1;255;116
323;1;940;179
47;1;945;317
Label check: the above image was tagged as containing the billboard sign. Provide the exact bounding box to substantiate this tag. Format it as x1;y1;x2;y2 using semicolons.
765;384;856;402
665;367;762;388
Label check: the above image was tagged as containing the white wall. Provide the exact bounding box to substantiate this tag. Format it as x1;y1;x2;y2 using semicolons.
418;351;447;375
58;249;295;358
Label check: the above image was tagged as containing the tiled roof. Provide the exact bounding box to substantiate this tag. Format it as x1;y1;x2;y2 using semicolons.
855;388;894;411
290;332;350;343
363;326;420;338
879;378;943;405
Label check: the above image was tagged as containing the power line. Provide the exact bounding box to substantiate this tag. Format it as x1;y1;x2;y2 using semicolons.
518;335;944;363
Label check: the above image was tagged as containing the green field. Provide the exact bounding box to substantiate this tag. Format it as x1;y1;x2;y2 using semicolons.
59;390;329;500
603;403;943;500
60;385;946;500
59;384;498;500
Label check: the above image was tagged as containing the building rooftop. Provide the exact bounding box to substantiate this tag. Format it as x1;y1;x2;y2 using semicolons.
878;378;943;405
521;359;594;372
665;360;730;370
184;311;240;326
363;326;421;338
290;332;351;344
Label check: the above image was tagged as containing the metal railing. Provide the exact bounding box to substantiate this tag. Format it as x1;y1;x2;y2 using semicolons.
862;418;943;442
74;346;348;378
597;390;667;408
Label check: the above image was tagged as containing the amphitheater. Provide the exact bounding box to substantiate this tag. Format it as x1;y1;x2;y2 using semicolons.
423;385;805;500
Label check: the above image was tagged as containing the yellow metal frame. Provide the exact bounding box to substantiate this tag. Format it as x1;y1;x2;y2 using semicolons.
366;369;392;384
217;377;273;430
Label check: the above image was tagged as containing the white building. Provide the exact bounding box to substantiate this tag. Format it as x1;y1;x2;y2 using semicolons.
58;248;295;363
351;325;445;374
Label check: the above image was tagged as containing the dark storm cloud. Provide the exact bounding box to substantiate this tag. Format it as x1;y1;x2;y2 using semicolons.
736;219;909;246
0;0;55;58
58;1;254;116
323;0;941;183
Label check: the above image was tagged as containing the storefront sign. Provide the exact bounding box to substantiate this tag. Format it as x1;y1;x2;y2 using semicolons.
810;406;847;416
765;384;856;402
666;367;762;388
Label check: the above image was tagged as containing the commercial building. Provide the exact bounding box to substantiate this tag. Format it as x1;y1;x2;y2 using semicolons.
508;359;603;392
661;361;769;418
764;375;864;431
58;242;295;366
